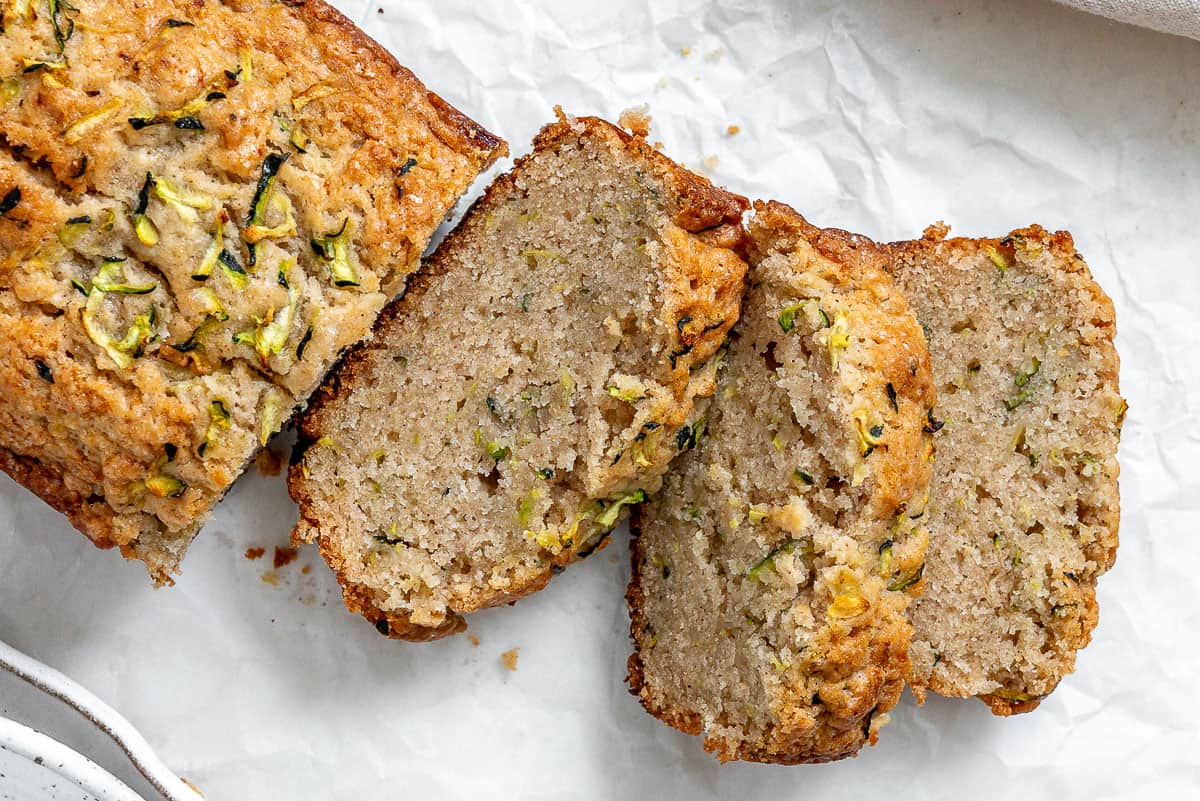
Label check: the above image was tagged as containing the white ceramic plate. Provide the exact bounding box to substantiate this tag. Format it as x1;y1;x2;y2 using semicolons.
0;716;145;801
0;641;202;801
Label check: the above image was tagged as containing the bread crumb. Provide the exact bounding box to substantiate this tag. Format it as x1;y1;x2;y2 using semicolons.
301;564;311;575
680;47;692;56
726;125;741;136
500;648;520;670
245;547;266;560
260;571;279;586
468;634;481;647
273;546;298;569
701;154;720;171
618;105;652;138
255;447;284;476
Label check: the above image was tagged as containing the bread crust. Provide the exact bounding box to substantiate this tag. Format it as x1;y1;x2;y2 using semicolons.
627;201;935;763
289;112;748;640
0;0;504;581
887;224;1122;715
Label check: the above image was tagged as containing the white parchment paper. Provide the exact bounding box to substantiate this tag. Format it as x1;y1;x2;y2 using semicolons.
2;0;1198;798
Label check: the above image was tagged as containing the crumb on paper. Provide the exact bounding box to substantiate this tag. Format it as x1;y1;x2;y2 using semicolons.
468;634;481;647
254;447;284;476
273;546;298;569
726;124;741;136
501;648;520;671
301;564;311;575
245;546;265;560
619;105;652;138
680;46;692;57
701;154;720;171
260;570;279;586
651;141;664;151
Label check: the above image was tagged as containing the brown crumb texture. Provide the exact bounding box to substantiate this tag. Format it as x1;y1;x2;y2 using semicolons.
627;201;936;764
0;0;505;582
289;112;748;641
501;648;520;671
887;225;1123;715
273;545;297;569
244;546;265;560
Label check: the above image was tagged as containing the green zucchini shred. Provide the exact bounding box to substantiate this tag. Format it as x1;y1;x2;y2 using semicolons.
748;538;811;580
594;489;646;529
887;561;924;592
776;302;806;333
310;218;359;287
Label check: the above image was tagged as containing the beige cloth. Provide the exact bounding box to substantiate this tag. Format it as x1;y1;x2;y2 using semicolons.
1056;0;1200;39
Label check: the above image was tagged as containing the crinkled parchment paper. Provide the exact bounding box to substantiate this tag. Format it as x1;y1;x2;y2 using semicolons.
2;0;1197;798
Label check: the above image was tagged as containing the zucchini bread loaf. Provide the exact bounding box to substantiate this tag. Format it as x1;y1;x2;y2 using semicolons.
289;112;748;640
626;201;936;763
0;0;505;581
888;225;1123;715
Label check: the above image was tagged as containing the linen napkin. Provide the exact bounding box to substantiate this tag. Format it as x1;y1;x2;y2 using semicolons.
1055;0;1200;40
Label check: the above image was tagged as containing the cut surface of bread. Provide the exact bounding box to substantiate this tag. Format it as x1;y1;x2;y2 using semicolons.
888;225;1123;715
626;201;936;763
289;113;749;640
0;0;504;581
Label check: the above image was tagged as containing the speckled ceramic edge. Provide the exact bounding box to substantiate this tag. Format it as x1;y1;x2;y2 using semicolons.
0;716;146;801
0;640;204;801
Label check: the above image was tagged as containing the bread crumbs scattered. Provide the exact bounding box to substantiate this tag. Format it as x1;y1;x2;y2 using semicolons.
501;648;520;671
468;634;481;647
619;105;652;138
245;547;266;560
726;124;741;136
273;546;298;569
701;154;720;171
301;564;311;575
680;46;692;56
254;448;284;476
260;571;279;586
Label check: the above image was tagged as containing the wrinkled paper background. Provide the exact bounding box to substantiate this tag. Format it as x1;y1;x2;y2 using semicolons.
2;0;1197;798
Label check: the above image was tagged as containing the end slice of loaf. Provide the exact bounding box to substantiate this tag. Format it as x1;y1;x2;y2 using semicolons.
288;112;749;640
888;225;1123;715
0;0;504;582
626;201;936;763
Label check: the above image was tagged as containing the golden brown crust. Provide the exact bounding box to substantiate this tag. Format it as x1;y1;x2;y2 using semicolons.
887;223;1121;716
290;113;747;641
0;0;503;580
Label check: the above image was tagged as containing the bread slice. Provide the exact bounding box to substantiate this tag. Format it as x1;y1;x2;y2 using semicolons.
887;225;1123;715
626;201;936;763
0;0;504;582
288;112;749;640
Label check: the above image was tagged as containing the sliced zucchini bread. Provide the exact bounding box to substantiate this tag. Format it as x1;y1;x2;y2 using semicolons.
888;225;1123;715
289;112;749;640
0;0;504;581
627;201;937;763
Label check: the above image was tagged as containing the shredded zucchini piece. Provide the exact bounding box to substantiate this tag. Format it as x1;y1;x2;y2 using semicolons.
594;489;646;529
64;98;122;144
151;175;211;223
310;218;359;287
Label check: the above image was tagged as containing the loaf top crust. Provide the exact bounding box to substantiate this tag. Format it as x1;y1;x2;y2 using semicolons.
0;0;505;581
